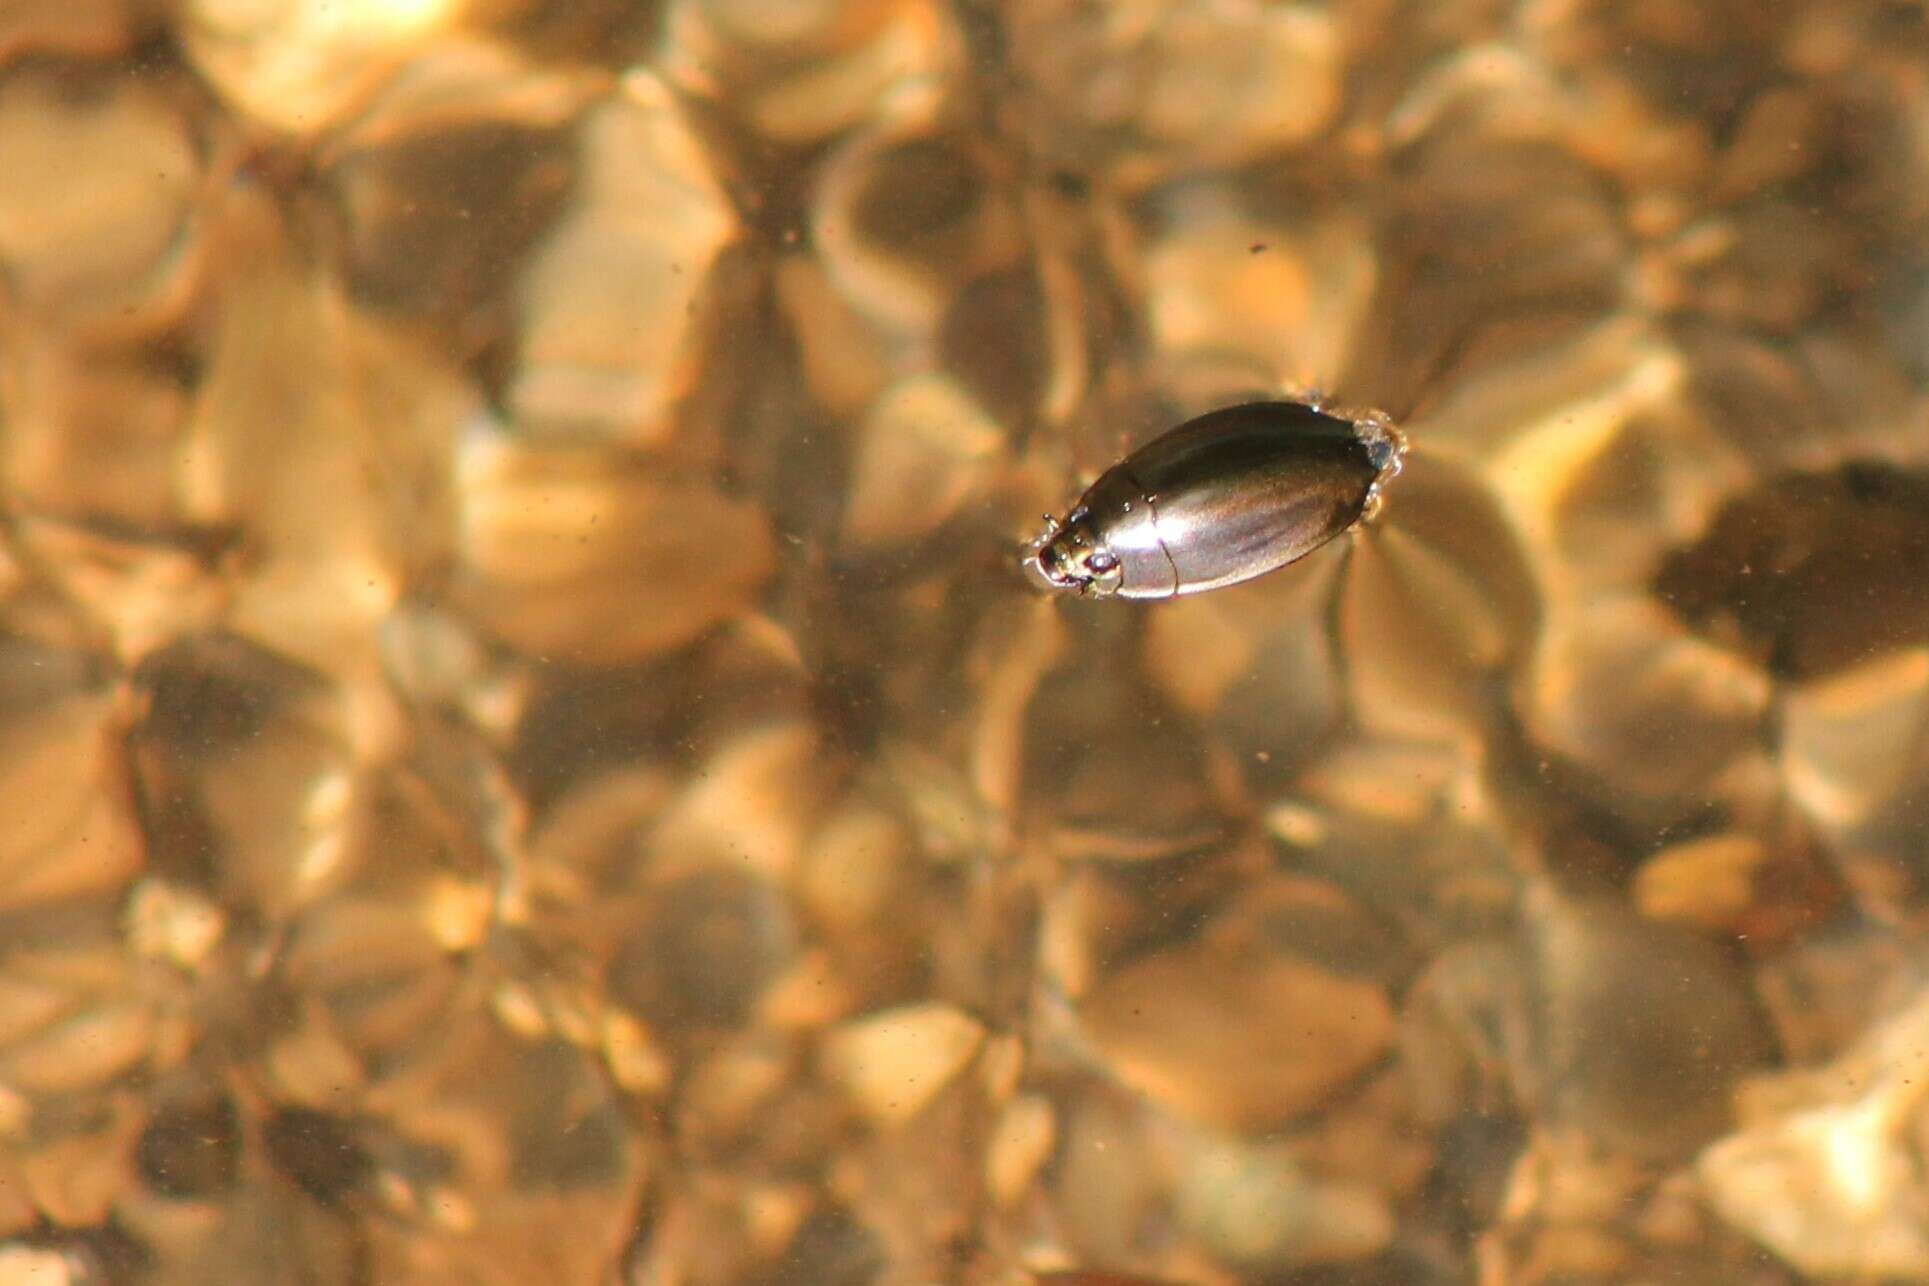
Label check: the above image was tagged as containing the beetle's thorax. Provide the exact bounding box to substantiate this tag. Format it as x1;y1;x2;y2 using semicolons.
1076;468;1174;598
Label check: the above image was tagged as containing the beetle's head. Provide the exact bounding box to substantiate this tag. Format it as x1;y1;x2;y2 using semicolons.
1025;509;1123;597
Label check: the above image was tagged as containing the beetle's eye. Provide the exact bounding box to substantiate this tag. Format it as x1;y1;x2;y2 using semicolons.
1087;550;1118;574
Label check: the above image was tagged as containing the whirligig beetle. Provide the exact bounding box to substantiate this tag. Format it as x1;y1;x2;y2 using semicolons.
1024;399;1406;599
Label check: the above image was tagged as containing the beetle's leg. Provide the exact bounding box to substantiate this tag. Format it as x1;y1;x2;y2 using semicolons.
1356;412;1406;526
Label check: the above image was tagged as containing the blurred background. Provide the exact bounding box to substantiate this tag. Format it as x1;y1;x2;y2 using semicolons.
2;0;1928;1281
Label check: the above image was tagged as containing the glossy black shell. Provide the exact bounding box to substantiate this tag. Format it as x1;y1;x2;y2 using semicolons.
1033;400;1396;599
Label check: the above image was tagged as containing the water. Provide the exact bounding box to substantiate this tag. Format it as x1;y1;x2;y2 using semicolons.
1;1;1927;1282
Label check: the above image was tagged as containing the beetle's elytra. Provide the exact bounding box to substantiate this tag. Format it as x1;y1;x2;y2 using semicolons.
1024;399;1405;599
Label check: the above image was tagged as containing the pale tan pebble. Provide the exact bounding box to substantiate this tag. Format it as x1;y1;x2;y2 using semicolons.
821;1001;985;1130
985;1094;1056;1208
509;76;737;446
1079;940;1393;1131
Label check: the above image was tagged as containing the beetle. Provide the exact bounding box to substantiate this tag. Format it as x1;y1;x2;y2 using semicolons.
1024;399;1405;599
